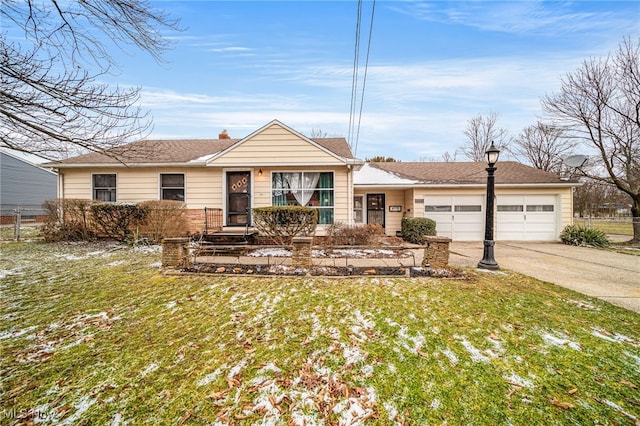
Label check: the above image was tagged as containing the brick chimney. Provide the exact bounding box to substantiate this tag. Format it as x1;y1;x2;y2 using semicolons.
218;129;230;139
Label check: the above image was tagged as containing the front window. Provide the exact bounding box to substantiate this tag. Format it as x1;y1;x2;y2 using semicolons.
93;174;116;201
160;173;185;201
271;172;334;224
354;195;364;224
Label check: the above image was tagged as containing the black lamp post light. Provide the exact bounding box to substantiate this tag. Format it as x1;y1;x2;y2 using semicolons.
478;142;500;270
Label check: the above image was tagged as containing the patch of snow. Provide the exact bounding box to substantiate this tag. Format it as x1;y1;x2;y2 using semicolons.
396;325;426;355
290;412;322;426
111;412;123;426
354;163;419;185
260;362;282;374
0;269;17;279
107;260;126;267
227;359;247;380
149;261;162;268
383;401;401;424
504;372;534;388
361;364;374;376
342;344;366;366
248;248;291;257
134;245;161;254
197;365;226;386
430;399;440;410
592;329;638;346
332;387;377;425
166;301;177;309
441;348;459;365
456;336;490;363
0;325;38;339
61;395;96;425
568;300;598;310
140;363;159;377
624;351;640;366
602;399;638;422
541;332;582;351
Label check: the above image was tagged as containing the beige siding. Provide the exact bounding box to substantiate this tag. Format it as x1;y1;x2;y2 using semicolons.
353;189;407;236
60;167;223;209
210;124;343;166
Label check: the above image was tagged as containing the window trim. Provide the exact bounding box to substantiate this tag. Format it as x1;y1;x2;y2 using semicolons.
270;170;335;224
159;173;186;202
353;194;364;224
92;173;117;202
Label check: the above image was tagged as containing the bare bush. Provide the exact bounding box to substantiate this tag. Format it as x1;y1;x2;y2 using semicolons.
138;200;189;243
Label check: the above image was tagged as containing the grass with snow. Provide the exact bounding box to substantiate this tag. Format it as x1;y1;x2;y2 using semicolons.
1;241;639;425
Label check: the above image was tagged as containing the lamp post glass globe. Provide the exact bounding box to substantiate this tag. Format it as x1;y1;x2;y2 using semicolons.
478;142;500;270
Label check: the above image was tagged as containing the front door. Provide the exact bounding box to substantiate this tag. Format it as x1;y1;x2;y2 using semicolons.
227;171;251;226
367;193;385;227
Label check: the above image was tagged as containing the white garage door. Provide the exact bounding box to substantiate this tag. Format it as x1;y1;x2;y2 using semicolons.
496;195;558;241
424;195;484;241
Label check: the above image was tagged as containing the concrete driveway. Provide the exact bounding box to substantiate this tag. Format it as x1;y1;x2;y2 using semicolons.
448;241;640;313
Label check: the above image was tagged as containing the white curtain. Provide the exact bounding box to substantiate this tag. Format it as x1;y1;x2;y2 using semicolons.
284;172;320;206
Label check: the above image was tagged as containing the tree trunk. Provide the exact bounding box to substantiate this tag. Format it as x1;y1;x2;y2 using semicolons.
631;198;640;244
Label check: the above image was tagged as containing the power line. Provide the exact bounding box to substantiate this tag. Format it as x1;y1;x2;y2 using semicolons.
353;0;375;157
347;0;363;148
347;0;375;157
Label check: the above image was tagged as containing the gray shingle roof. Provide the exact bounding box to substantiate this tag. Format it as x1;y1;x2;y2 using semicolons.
48;137;354;165
367;161;569;184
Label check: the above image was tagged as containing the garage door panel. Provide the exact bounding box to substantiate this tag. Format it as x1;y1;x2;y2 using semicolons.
497;195;557;241
424;195;483;241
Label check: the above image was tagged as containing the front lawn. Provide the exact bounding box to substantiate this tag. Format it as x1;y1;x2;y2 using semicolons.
1;242;638;425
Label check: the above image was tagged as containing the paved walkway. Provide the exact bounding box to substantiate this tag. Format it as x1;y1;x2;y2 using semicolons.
449;241;640;313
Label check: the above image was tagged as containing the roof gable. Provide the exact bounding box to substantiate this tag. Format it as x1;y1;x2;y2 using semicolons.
206;120;354;166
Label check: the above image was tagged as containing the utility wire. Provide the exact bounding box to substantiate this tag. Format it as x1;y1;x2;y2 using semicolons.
347;0;363;148
347;0;375;157
353;0;375;157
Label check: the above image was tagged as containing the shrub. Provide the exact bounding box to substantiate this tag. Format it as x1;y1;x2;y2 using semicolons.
401;217;436;244
41;199;97;242
560;224;609;247
90;203;147;241
138;200;189;244
326;222;384;246
253;206;318;245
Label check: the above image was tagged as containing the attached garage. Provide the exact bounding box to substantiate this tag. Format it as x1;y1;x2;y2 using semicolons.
354;161;579;242
496;195;558;241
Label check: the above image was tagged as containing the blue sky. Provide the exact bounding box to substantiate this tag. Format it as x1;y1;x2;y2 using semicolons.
84;1;640;161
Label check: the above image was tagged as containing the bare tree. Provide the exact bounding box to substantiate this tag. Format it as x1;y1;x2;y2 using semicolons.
365;156;399;162
461;113;511;161
0;1;180;160
511;121;576;173
441;151;457;162
542;37;640;242
308;128;328;138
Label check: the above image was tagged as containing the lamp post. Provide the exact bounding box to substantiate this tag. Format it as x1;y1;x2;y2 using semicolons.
478;142;500;270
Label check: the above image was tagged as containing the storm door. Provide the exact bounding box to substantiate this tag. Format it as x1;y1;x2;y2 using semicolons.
226;171;251;226
367;193;385;227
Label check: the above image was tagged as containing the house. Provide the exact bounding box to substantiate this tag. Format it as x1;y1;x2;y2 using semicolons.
1;149;57;224
44;120;578;241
